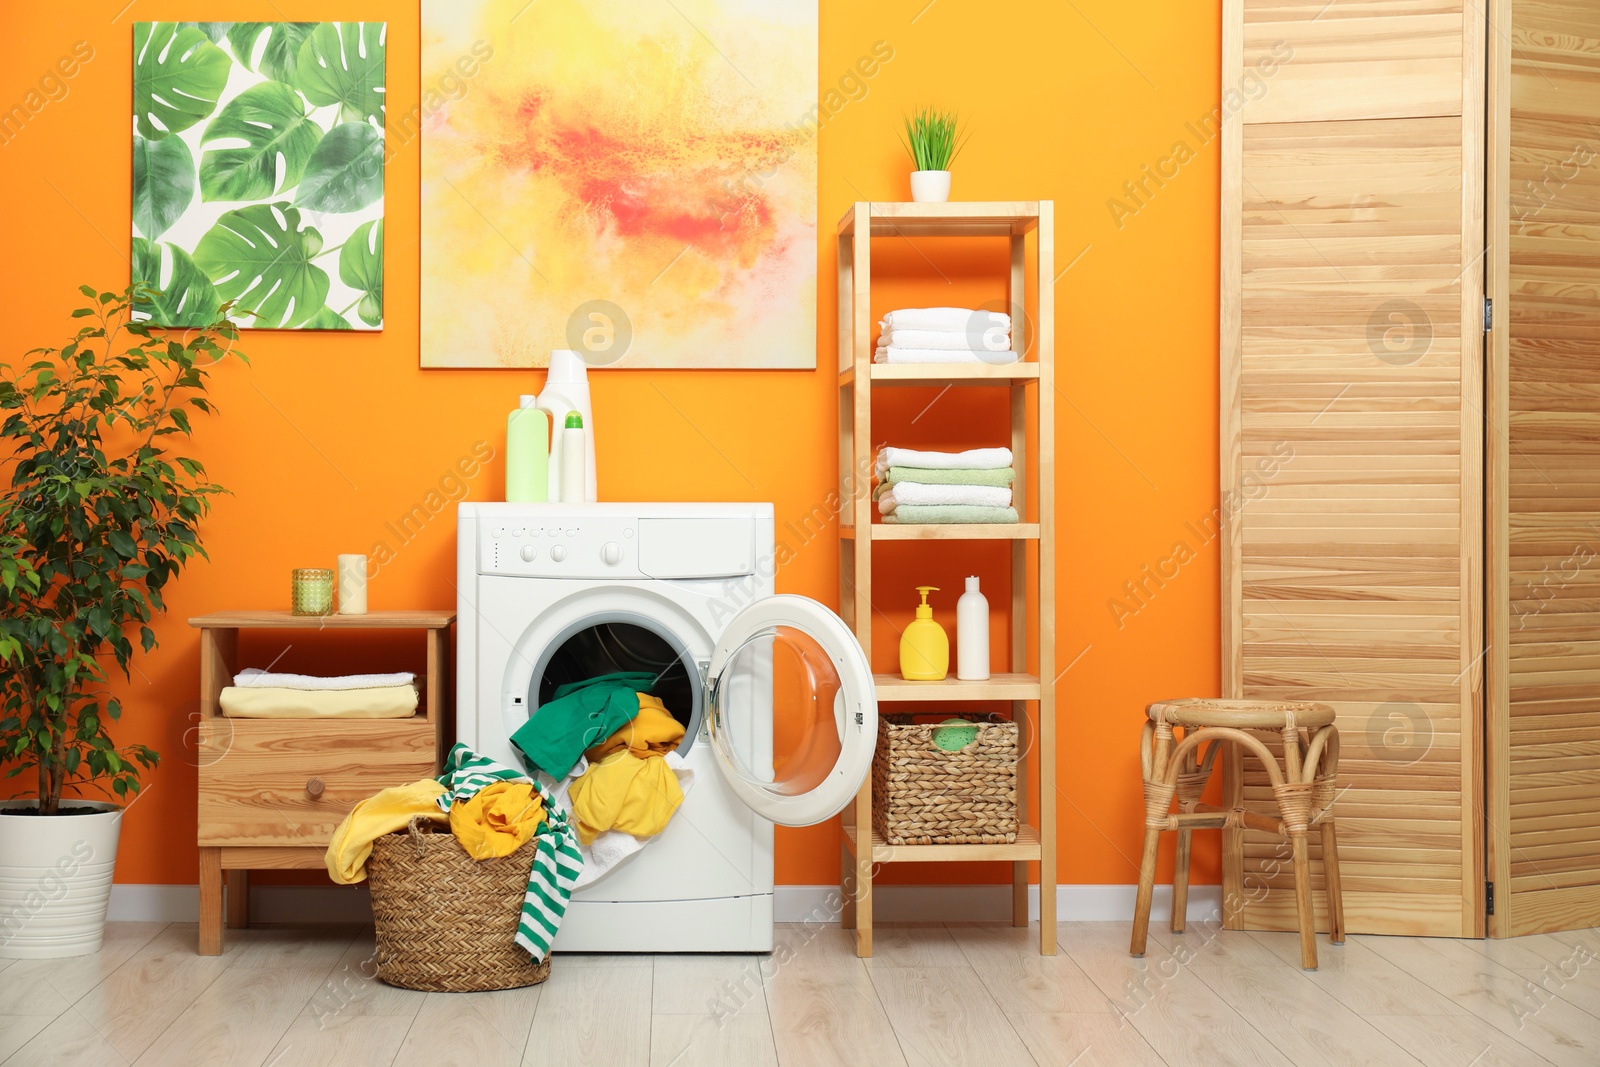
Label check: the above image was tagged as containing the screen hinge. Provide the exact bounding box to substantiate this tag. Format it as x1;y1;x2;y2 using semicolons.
1483;297;1493;333
1485;880;1495;916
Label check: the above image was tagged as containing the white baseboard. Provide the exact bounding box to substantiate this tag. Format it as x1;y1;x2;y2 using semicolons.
109;883;1220;926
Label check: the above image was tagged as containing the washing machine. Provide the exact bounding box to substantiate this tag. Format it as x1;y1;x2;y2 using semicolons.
456;502;877;953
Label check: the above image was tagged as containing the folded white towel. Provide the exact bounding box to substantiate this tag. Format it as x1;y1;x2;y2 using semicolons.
234;668;417;691
878;328;1011;352
878;483;1013;514
875;347;1021;365
874;446;1013;476
879;307;1011;332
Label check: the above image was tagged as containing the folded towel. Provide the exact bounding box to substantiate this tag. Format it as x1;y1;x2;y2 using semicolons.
881;504;1021;525
876;483;1013;513
874;347;1020;365
234;668;417;690
883;465;1015;487
878;328;1011;352
220;684;419;718
875;446;1013;476
879;307;1011;332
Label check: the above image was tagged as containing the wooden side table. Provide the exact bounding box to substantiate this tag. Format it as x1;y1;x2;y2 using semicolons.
189;610;454;955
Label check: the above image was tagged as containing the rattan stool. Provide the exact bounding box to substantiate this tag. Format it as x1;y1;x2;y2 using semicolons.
1130;697;1345;970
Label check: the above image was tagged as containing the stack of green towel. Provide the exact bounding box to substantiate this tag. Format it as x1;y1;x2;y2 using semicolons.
873;446;1019;524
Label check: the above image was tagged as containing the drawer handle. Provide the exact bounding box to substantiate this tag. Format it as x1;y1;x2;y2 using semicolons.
305;777;326;799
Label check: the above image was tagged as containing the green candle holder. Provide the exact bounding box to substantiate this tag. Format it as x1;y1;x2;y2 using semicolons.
291;568;335;616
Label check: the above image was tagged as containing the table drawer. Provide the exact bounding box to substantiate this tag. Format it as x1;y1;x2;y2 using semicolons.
198;718;438;848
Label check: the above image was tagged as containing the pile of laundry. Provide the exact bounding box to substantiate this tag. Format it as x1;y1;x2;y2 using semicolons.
874;306;1019;365
220;668;418;718
875;446;1018;525
325;671;691;961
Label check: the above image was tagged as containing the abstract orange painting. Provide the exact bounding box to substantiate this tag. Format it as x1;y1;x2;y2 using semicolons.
420;0;817;368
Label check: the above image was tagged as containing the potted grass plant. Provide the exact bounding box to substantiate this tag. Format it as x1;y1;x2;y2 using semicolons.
902;107;968;203
0;284;241;958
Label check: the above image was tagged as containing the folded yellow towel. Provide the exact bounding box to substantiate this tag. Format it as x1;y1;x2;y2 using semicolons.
449;780;546;860
584;693;685;761
220;684;418;718
325;780;448;884
569;750;684;846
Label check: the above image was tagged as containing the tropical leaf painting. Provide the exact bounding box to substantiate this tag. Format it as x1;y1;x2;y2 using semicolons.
132;21;385;330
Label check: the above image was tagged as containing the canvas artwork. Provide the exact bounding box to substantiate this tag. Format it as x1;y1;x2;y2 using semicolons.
131;22;386;330
420;0;817;369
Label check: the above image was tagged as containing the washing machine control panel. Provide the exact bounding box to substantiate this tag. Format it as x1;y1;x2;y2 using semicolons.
481;518;644;579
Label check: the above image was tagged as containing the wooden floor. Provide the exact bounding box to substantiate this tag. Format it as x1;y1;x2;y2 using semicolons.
2;920;1597;1066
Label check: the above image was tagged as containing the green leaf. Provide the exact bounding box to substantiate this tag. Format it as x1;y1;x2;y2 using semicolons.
339;219;382;318
133;239;223;327
181;22;230;43
225;22;317;84
302;305;353;329
133;135;196;241
296;122;383;214
294;23;386;124
108;530;138;558
134;22;231;140
199;81;323;203
192;203;330;329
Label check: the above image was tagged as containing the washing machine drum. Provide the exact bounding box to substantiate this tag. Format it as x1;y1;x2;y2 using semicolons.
530;594;878;828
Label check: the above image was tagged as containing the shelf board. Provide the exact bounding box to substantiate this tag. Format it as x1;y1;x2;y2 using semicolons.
837;201;1042;238
188;610;456;630
840;364;1039;388
841;523;1040;541
843;823;1042;863
874;673;1041;701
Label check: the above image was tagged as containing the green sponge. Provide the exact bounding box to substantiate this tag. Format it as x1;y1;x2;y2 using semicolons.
932;717;978;752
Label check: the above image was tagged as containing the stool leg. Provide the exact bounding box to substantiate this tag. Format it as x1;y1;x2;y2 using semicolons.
1290;832;1318;969
1321;818;1346;946
1172;826;1192;934
1130;823;1162;957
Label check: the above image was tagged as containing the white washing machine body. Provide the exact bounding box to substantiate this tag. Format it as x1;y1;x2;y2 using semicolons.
457;502;877;953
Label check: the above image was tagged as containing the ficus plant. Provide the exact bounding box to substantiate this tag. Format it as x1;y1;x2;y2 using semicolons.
0;284;244;815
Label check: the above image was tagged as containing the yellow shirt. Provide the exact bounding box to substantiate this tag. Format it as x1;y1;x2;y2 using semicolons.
569;749;684;846
449;780;546;860
325;779;449;884
583;693;686;761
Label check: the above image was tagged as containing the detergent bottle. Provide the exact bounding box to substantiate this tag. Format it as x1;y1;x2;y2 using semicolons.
899;586;949;681
534;349;597;502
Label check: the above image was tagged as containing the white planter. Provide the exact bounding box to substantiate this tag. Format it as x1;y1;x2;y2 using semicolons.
0;800;122;958
910;170;952;203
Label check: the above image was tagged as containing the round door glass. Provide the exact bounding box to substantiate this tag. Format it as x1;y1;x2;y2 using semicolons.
709;625;844;799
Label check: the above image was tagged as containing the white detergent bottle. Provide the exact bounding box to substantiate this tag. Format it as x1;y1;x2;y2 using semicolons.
534;349;597;502
956;575;991;681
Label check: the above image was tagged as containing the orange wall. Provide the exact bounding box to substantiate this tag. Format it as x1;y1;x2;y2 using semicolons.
0;2;1222;890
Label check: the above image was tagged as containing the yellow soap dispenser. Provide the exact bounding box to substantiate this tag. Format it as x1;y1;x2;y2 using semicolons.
899;586;950;681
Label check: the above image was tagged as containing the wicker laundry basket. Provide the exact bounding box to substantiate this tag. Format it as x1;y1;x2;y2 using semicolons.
366;818;552;992
872;713;1019;845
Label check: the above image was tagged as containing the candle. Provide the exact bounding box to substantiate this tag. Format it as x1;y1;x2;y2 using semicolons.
337;554;368;615
291;568;335;616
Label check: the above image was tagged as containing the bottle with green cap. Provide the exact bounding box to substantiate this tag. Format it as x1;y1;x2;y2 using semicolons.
899;585;949;680
558;410;586;504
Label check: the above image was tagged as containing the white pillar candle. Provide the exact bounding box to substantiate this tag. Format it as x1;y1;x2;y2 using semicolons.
337;554;368;615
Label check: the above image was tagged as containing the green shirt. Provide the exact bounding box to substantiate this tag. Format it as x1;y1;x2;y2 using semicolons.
511;671;657;779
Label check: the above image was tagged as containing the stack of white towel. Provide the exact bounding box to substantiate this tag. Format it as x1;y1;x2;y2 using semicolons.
874;446;1019;525
875;307;1019;365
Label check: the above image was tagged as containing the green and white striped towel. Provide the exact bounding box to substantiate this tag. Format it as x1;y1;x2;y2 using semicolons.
435;743;583;963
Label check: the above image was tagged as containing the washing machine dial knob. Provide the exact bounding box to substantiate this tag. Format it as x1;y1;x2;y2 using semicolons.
601;541;623;566
549;544;568;562
519;544;536;562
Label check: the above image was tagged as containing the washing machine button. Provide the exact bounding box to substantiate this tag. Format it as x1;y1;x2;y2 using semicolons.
520;544;537;562
601;541;623;566
549;544;568;562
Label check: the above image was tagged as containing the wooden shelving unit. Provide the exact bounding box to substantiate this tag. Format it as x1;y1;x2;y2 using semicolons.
836;201;1056;957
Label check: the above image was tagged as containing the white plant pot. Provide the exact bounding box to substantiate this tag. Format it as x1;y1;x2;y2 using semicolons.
0;800;122;958
910;170;952;203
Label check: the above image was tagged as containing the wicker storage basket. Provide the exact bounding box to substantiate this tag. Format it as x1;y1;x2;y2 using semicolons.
872;713;1019;845
366;819;552;992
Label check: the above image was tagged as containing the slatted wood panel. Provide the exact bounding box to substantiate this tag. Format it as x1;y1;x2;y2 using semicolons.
1487;0;1600;936
1221;0;1485;937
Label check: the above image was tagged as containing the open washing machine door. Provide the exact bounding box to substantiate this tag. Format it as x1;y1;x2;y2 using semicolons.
705;594;876;827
